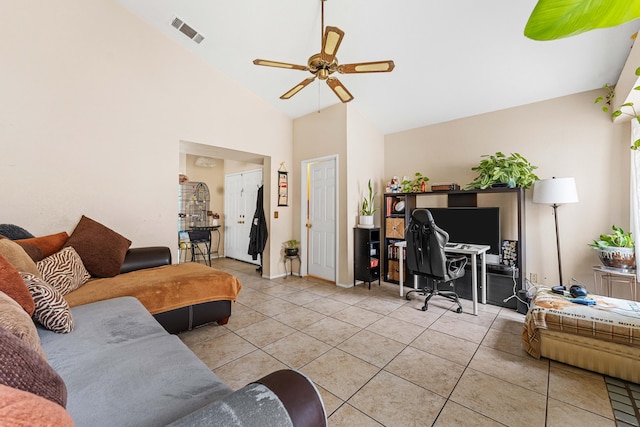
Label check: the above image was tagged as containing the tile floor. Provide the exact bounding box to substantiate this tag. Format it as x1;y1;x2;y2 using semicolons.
179;258;622;426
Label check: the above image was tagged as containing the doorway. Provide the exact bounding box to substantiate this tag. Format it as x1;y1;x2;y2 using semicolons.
301;156;337;282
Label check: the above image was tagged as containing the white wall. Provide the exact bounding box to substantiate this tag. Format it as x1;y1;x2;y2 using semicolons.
385;89;630;289
0;0;292;276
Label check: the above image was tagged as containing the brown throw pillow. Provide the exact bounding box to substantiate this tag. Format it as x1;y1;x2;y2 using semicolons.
0;384;73;426
0;238;41;278
15;243;44;262
16;232;69;258
36;247;90;296
0;291;45;360
0;254;34;316
64;215;131;278
0;326;67;407
20;273;74;334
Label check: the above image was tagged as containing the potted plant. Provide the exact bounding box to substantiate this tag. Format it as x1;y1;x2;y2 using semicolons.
466;152;539;190
589;225;636;270
359;179;377;228
401;172;430;193
284;240;299;256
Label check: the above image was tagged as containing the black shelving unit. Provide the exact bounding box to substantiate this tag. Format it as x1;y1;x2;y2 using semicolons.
382;188;525;308
354;227;381;289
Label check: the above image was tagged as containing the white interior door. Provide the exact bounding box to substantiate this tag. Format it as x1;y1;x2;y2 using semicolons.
224;169;262;264
307;159;336;281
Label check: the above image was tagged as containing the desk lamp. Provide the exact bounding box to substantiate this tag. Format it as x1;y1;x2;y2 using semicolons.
533;177;579;285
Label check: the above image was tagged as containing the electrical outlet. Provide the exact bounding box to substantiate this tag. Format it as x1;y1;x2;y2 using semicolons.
530;273;538;283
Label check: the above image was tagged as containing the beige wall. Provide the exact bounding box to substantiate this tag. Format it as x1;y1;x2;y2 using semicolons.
293;103;385;286
385;89;631;289
0;0;292;276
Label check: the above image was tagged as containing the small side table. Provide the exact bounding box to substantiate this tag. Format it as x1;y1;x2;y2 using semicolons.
593;265;637;300
284;255;300;278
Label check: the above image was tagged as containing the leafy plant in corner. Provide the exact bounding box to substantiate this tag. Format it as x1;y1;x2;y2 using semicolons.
595;66;640;150
466;152;539;190
401;172;429;193
284;240;299;256
360;179;378;216
589;225;635;249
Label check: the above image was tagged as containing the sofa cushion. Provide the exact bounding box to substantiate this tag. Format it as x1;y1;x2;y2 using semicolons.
37;247;90;296
0;224;34;240
0;326;67;408
64;215;131;278
0;253;35;316
0;384;73;426
0;237;41;278
0;291;45;360
38;297;233;427
21;273;74;334
16;232;69;258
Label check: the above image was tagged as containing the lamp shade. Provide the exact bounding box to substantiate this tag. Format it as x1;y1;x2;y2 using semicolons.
533;177;578;205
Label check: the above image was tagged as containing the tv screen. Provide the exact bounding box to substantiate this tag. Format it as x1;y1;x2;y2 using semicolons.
427;207;501;255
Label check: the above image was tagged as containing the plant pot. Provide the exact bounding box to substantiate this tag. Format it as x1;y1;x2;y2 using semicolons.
358;215;374;229
285;247;299;257
596;247;636;270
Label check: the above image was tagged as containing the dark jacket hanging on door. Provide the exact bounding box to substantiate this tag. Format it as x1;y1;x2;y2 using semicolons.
248;185;268;260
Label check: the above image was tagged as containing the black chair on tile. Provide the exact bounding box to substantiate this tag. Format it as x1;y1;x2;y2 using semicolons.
187;229;212;267
405;209;466;313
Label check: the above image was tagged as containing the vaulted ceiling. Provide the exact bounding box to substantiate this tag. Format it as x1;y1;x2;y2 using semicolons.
117;0;639;135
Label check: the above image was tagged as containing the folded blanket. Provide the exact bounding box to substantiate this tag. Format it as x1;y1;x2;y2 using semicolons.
64;263;242;315
522;288;640;359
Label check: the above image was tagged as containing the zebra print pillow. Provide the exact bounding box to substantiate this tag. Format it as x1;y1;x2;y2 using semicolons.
20;273;74;333
36;247;90;296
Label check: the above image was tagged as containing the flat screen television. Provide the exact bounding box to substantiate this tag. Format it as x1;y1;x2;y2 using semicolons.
426;207;501;255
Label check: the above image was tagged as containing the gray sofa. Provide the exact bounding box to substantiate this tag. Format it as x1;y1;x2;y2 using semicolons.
37;296;327;427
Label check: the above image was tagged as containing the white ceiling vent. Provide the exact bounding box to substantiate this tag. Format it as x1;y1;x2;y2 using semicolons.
171;17;205;44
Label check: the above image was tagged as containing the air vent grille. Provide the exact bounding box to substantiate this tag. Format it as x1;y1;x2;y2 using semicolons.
171;17;205;44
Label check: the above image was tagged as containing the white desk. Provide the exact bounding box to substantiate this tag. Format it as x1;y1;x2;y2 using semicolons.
394;241;489;316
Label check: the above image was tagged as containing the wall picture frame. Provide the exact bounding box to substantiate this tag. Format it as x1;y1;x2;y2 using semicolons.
278;171;288;206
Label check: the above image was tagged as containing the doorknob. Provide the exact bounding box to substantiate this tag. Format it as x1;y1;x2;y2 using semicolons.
306;223;312;228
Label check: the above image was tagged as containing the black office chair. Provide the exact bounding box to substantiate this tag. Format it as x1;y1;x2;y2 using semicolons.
405;209;466;313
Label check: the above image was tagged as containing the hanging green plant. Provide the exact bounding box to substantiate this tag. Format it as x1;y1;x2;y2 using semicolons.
595;67;640;150
466;152;539;190
524;0;640;41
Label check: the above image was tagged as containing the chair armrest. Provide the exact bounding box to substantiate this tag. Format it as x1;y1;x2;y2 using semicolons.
446;255;467;275
167;370;327;427
120;247;172;274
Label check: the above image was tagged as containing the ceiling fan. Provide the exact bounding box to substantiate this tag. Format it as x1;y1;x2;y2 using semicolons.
253;0;395;103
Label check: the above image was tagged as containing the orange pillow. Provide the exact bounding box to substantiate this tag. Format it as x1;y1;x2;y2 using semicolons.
16;232;69;258
0;253;34;316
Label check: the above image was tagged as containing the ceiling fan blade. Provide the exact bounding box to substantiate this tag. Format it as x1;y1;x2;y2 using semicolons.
280;77;316;100
321;26;344;63
253;59;308;71
326;77;353;103
338;60;395;74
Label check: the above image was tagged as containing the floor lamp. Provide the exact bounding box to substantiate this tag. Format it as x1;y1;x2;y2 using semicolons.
533;177;579;285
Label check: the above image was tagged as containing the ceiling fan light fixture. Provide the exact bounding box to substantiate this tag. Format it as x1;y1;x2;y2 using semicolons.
253;0;394;102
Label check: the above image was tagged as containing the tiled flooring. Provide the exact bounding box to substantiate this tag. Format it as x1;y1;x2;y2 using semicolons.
179;258;621;426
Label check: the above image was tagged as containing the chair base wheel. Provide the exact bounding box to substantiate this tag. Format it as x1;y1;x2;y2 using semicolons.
456;307;463;314
421;305;428;312
406;294;411;301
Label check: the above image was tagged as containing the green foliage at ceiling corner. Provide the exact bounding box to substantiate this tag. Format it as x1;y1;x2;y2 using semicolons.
524;0;640;41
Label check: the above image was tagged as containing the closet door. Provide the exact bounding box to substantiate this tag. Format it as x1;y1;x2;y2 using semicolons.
224;169;262;264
